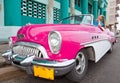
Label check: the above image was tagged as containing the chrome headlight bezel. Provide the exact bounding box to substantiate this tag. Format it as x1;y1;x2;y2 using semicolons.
48;31;62;54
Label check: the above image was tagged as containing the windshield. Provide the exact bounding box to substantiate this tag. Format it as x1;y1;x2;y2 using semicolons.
60;14;93;25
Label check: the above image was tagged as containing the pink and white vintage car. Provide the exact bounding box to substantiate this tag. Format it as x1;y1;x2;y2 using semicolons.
2;14;116;82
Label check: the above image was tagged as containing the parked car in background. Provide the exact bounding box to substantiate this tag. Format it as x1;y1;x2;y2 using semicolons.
2;14;116;82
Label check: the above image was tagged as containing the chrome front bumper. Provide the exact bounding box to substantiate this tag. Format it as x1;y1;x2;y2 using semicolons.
2;50;13;63
32;58;75;76
2;50;75;76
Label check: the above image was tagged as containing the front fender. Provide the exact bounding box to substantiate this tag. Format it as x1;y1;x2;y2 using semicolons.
48;31;89;60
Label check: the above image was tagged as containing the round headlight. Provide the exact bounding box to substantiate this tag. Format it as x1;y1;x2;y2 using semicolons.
48;31;62;54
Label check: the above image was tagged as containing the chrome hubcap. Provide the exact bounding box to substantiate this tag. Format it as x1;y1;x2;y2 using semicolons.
75;52;85;74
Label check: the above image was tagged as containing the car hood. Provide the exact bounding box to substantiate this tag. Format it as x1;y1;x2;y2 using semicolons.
17;24;94;44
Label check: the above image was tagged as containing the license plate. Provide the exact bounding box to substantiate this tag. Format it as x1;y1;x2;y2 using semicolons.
33;65;54;80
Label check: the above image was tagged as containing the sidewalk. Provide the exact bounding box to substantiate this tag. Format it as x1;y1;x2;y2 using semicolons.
0;44;9;67
0;66;26;82
0;44;26;82
0;44;9;53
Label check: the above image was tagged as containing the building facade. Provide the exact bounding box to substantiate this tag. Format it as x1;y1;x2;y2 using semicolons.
116;0;120;30
106;0;120;32
0;0;108;26
106;0;117;26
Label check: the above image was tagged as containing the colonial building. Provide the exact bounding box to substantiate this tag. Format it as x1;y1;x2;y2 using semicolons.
0;0;108;26
106;0;117;26
106;0;120;32
116;0;120;30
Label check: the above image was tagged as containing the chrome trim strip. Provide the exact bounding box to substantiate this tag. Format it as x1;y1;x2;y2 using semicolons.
14;42;49;58
33;59;75;67
12;54;18;58
20;56;35;64
80;38;109;46
2;50;12;57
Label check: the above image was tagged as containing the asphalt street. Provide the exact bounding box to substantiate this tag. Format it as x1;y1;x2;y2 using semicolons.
1;38;120;83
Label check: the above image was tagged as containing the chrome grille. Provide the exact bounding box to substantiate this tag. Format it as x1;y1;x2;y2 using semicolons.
13;45;42;58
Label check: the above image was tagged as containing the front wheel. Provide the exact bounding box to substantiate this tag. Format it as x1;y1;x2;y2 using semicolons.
66;50;88;82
